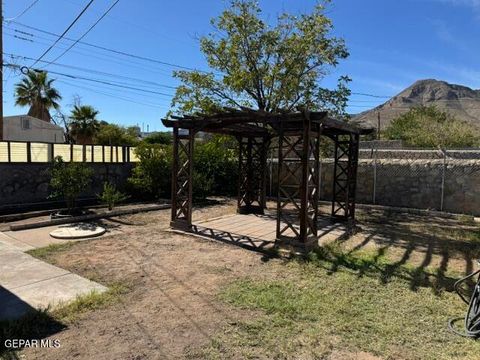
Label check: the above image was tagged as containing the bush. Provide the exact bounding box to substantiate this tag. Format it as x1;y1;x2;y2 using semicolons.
142;132;172;145
384;106;480;148
128;135;238;200
193;135;238;198
49;156;93;213
97;182;129;211
127;142;172;199
95;123;139;146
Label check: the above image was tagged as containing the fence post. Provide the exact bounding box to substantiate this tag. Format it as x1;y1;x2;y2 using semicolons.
102;145;105;163
372;142;377;204
269;147;273;197
26;142;31;163
70;143;73;162
7;141;11;163
82;145;87;162
48;143;54;162
440;149;446;211
91;145;94;162
318;146;322;201
110;145;113;162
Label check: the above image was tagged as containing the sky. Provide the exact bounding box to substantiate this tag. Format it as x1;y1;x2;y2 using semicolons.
3;0;480;131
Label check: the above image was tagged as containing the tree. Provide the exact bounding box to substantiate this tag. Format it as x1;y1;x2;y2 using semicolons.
127;143;172;199
95;123;139;146
69;105;100;144
193;135;238;198
384;106;480;148
49;157;93;214
97;182;129;211
143;132;172;145
14;70;62;122
172;0;350;117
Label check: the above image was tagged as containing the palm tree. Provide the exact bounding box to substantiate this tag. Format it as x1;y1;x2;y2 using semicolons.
14;70;62;122
69;105;100;145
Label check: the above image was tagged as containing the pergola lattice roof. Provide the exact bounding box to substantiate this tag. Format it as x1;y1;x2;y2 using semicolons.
162;108;373;138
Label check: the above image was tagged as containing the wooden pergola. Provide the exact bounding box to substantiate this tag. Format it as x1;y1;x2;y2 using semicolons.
162;108;372;251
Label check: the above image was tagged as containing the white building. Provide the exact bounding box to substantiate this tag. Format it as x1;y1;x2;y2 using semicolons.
2;115;65;143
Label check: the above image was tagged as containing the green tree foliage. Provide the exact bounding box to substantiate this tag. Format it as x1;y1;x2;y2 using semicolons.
14;70;62;121
69;105;100;144
127;136;238;200
97;182;129;211
49;157;93;213
95;123;140;146
127;143;172;199
384;106;480;148
143;132;172;145
193;135;238;198
172;0;350;117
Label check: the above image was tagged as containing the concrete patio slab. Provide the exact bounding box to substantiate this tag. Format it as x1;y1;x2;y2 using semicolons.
2;222;122;250
0;233;107;320
0;231;34;251
0;250;69;289
9;273;106;310
3;225;79;249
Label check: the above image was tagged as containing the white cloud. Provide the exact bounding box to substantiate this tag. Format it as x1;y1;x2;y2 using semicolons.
431;0;480;16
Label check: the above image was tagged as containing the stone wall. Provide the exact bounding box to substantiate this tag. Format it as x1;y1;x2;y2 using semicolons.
0;163;134;211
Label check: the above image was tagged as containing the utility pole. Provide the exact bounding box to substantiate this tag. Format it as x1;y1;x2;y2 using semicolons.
376;111;381;140
0;0;3;141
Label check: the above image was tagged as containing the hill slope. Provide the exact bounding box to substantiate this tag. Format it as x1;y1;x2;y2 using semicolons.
352;79;480;129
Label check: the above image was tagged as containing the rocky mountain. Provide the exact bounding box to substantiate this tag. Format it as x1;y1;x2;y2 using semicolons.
352;79;480;130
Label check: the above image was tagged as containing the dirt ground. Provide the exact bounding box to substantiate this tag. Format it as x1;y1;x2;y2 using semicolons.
18;198;480;359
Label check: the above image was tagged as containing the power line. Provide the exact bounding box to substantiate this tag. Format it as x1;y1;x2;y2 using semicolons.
4;0;40;21
30;0;95;67
5;31;174;77
42;0;121;67
351;92;391;99
6;52;177;90
5;63;175;97
57;79;169;109
13;21;211;73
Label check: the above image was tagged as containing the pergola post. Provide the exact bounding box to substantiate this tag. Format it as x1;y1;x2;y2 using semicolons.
237;136;269;214
276;114;320;249
331;133;360;222
171;127;195;230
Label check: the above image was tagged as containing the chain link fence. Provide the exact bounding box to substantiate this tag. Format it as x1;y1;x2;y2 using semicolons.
267;142;480;216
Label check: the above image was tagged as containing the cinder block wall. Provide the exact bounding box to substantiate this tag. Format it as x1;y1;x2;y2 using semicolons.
0;163;134;209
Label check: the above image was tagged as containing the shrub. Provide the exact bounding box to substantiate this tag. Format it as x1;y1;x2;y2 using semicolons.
97;182;129;211
142;131;172;145
193;135;238;198
127;142;172;199
95;123;139;146
384;106;480;148
49;156;93;213
128;135;238;200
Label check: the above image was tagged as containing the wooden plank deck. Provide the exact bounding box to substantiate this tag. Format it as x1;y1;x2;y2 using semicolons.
191;212;348;251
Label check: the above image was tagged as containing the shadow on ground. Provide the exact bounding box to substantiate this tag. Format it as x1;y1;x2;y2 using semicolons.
0;287;65;359
318;209;480;294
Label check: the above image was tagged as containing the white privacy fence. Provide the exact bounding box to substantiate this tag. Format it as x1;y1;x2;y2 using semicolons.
0;141;139;163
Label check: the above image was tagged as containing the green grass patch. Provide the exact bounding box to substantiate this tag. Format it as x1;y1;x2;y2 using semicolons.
196;246;480;360
53;283;128;323
26;242;76;263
